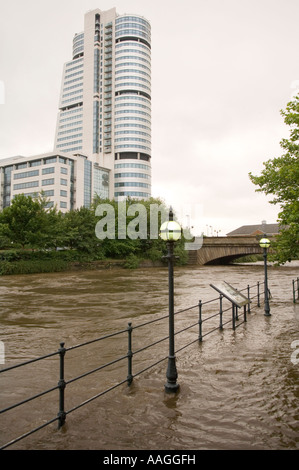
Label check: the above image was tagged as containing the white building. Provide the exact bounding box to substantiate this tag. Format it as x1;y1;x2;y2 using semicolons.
0;152;109;213
0;8;151;212
54;8;152;200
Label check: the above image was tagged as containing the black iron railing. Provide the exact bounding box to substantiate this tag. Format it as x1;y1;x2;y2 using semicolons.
0;280;268;449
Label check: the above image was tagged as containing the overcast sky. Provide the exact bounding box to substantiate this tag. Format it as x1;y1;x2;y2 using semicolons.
0;0;298;235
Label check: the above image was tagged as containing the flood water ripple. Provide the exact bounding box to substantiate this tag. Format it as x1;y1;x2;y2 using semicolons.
0;262;298;450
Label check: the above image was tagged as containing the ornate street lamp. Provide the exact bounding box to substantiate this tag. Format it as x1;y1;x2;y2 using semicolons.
259;236;271;316
160;208;181;393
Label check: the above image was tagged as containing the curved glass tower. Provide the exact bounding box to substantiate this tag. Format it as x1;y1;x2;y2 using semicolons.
54;8;152;201
114;15;151;199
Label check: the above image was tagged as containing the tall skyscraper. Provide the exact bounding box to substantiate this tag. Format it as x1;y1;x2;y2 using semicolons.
54;8;152;200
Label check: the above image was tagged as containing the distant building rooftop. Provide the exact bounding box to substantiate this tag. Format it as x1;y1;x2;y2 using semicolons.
227;221;281;237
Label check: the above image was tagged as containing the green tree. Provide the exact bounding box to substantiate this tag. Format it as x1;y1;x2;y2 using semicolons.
63;206;101;254
249;94;299;264
0;194;50;249
33;193;67;249
93;196;188;263
43;209;67;250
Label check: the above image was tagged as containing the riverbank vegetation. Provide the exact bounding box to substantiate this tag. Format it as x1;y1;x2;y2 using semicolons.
0;194;189;275
249;94;299;265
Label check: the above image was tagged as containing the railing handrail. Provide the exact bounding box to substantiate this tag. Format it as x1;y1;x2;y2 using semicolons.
0;280;268;450
0;350;59;374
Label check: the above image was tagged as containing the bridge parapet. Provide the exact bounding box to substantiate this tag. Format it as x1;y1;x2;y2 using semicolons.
188;236;274;265
202;236;273;246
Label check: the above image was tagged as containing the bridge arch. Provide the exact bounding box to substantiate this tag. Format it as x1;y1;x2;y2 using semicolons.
188;236;266;265
204;252;262;265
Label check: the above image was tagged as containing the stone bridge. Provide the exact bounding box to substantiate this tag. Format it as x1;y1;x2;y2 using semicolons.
187;236;272;265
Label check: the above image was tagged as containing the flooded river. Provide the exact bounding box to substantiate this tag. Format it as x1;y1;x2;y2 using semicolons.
0;262;298;450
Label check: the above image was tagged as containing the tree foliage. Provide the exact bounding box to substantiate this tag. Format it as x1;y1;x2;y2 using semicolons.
0;193;54;248
249;94;299;264
0;194;189;266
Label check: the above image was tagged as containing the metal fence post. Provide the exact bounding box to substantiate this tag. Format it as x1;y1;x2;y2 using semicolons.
292;278;299;303
232;304;236;330
219;294;223;330
58;342;66;429
257;281;260;307
247;285;251;314
127;322;133;386
198;300;202;342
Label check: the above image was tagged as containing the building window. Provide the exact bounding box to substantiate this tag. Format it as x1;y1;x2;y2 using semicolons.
43;190;54;197
93;101;100;153
42;167;55;175
42;178;55;186
114;182;150;188
60;167;68;175
60;178;67;186
60;201;67;209
21;192;39;198
44;157;57;164
13;181;39;190
29;160;41;167
84;160;92;207
60;190;67;197
115;162;150;170
15;163;27;170
115;172;150;179
4;195;11;207
114;191;150;198
14;170;39;179
93;166;109;199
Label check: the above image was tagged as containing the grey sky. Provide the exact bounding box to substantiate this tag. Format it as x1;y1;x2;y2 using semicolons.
1;0;298;235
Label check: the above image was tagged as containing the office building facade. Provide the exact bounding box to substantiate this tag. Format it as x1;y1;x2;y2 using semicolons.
54;8;152;200
0;152;109;213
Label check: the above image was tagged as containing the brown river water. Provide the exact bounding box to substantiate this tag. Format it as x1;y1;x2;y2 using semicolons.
0;262;298;450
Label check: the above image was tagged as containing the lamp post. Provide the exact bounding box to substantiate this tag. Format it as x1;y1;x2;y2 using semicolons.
259;236;271;316
160;208;182;393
